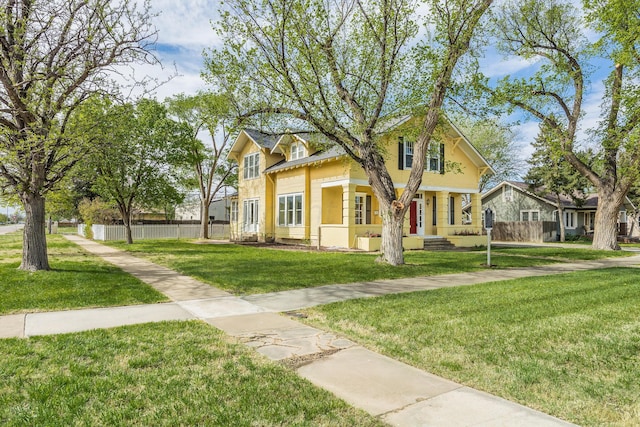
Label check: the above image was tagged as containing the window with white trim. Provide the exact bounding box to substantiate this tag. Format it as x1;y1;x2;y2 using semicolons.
503;185;513;202
243;152;260;179
278;193;303;226
230;201;238;222
290;142;306;160
426;143;441;173
243;199;259;232
520;210;540;222
355;193;372;225
564;211;576;229
620;210;627;223
404;140;414;169
584;212;594;231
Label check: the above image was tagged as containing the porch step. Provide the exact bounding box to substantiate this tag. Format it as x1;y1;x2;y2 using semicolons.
423;237;456;251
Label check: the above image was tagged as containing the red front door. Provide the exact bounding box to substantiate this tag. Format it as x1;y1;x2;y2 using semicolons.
409;201;417;234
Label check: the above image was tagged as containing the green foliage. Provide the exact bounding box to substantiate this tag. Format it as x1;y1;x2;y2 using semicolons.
206;0;493;264
476;0;640;249
0;0;157;270
78;98;192;240
451;115;525;190
525;123;591;204
165;92;238;233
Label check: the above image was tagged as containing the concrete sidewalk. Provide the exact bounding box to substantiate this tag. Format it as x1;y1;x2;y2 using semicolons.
4;237;636;425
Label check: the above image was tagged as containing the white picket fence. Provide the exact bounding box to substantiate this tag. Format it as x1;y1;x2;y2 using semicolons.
78;224;230;241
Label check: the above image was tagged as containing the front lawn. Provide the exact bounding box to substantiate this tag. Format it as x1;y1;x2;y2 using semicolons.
0;233;166;315
0;321;383;426
107;239;629;295
302;267;640;426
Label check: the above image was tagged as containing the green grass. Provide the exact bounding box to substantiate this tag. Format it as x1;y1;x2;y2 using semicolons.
107;239;629;295
302;268;640;426
491;245;633;260
0;321;383;426
0;233;167;315
56;226;79;234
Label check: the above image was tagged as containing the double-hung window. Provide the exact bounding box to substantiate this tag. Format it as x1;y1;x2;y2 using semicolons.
243;153;260;180
426;143;442;173
564;211;576;229
230;201;238;222
278;193;303;226
520;210;540;222
355;193;372;225
290;142;306;160
404;140;414;169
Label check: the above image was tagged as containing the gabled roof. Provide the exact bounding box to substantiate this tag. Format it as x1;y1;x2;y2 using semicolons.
230;116;495;176
482;180;635;210
270;132;332;155
228;129;280;159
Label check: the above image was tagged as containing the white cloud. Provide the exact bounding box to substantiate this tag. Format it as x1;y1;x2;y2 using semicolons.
124;1;223;100
512;121;540;163
150;0;221;49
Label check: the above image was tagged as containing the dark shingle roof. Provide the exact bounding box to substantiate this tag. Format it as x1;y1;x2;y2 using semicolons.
243;129;280;150
507;181;598;209
265;145;346;173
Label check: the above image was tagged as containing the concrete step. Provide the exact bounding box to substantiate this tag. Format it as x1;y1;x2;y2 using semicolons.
423;237;456;251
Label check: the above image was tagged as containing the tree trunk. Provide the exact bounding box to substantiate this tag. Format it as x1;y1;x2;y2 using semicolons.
377;203;406;266
20;193;50;271
557;204;566;242
200;201;210;239
122;209;134;244
592;187;623;250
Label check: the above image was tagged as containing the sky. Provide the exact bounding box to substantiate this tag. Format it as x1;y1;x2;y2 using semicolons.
144;1;613;169
141;1;221;101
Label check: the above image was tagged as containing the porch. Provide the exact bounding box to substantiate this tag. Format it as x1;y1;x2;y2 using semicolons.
317;182;484;251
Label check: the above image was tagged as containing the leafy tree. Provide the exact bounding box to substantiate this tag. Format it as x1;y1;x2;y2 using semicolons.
77;197;119;239
206;0;493;265
166;92;237;239
451;115;525;191
524;124;591;242
0;0;157;270
476;0;640;250
46;172;100;221
83;98;190;244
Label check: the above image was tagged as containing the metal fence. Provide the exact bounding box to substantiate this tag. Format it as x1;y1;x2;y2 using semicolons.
78;224;230;241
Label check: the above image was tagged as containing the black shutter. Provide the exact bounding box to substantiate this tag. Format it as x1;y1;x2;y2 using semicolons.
366;195;372;224
398;137;404;170
439;143;445;174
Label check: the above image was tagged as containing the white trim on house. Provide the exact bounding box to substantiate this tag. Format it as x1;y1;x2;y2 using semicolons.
520;210;540;221
320;178;481;194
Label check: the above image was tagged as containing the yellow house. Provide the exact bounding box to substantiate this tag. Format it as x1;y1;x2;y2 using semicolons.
227;117;494;250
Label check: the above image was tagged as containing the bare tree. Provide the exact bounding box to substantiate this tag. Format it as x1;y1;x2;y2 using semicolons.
0;0;157;270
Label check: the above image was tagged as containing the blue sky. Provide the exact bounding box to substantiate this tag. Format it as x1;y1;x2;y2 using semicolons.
143;1;612;173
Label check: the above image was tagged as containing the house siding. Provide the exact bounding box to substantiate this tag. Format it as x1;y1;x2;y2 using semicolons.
229;119;492;249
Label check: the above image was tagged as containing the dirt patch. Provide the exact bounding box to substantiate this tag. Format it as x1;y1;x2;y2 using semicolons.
279;348;343;369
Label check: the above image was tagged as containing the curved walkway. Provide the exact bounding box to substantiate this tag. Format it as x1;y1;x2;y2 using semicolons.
4;236;639;426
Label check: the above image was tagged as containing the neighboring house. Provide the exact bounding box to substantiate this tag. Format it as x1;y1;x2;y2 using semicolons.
175;193;235;222
227;117;494;250
471;180;638;240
